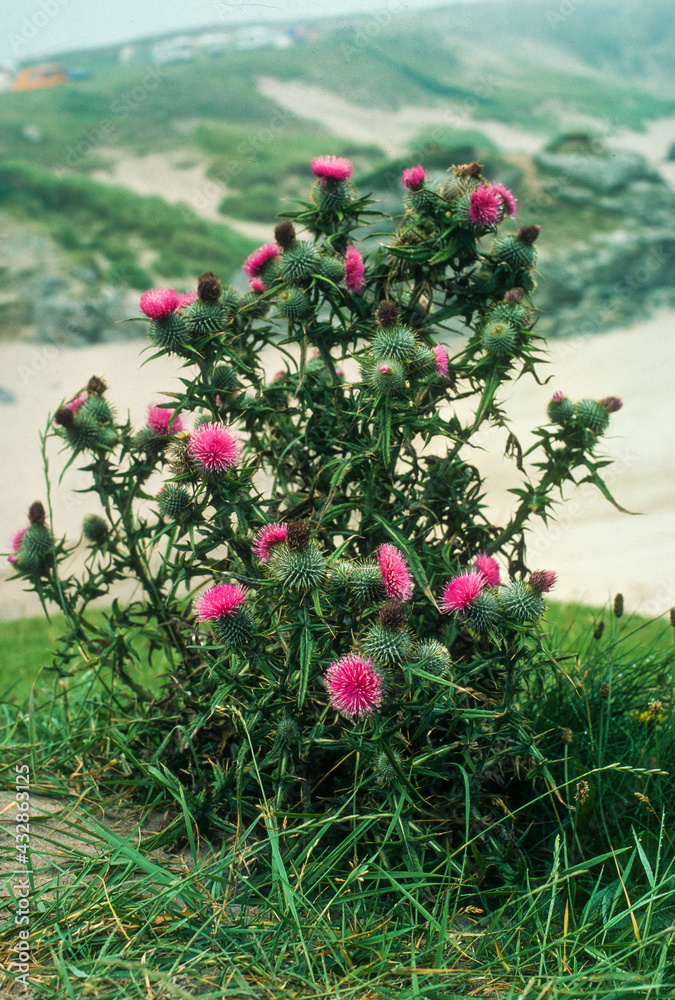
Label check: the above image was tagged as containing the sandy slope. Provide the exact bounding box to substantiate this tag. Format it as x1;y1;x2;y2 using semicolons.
1;308;674;621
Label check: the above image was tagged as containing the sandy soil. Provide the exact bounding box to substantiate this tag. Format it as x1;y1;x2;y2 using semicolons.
255;77;675;189
1;308;674;621
90;149;273;242
256;76;546;158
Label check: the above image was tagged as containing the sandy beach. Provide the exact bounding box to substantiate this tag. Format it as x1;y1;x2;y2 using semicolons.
1;307;673;621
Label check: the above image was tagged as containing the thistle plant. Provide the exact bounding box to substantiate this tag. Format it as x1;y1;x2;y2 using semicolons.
6;157;627;876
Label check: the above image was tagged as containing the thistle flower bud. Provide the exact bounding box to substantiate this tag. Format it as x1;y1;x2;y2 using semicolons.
184;298;227;335
150;310;192;350
270;544;326;592
574;399;610;436
317;255;345;283
371;324;417;362
491;233;538;270
413;640;452;677
547;391;574;424
361;621;413;666
277;716;300;746
54;407;75;428
379;599;406;629
464;588;502;632
366;360;407;395
80;394;114;424
374;749;403;782
157;483;192;522
528;570;557;594
498;581;545;623
517;225;541;245
210;365;240;393
278;241;320;284
82;513;108;543
376;301;400;328
277;287;310;321
452;161;483;178
274;221;297;249
16;522;53;574
286;520;311;552
600;396;623;413
197;271;222;303
481;321;515;358
613;593;624;618
87;375;108;395
213;608;255;648
28;501;46;525
349;563;385;606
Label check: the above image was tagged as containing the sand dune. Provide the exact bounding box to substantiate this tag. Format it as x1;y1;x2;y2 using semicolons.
2;308;674;621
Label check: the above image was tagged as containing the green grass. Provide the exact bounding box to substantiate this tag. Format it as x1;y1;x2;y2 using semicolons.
0;600;673;997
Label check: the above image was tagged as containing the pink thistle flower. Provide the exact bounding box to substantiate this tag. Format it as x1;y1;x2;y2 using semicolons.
529;570;557;593
243;243;280;280
252;522;288;561
401;164;426;191
176;290;198;309
7;526;28;564
376;543;414;601
188;422;241;474
194;582;248;622
147;403;183;436
248;277;266;294
474;552;501;587
552;390;565;402
600;396;623;413
489;182;518;217
140;287;181;319
468;186;503;227
439;570;486;614
434;344;449;378
343;245;365;293
325;653;383;720
66;392;87;413
310;155;354;182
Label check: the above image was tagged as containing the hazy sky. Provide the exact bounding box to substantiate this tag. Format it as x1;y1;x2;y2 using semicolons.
2;0;488;65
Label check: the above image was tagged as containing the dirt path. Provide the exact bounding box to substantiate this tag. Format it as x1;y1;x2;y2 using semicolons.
2;308;674;620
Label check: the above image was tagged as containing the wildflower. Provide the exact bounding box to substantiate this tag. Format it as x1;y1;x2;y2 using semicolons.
528;569;557;593
176;290;198;309
434;344;449;377
252;522;288;561
600;396;623;412
248;277;266;294
468;186;503;227
343;245;365;292
504;287;524;302
147;404;183;437
376;543;413;601
552;390;565;402
325;653;383;720
139;287;181;319
474;552;501;587
517;224;541;244
188;422;241;474
66;392;87;413
242;243;280;281
401;164;426;191
489;182;518;217
439;570;486;614
7;527;28;564
197;271;221;302
193;582;248;621
310;155;354;182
